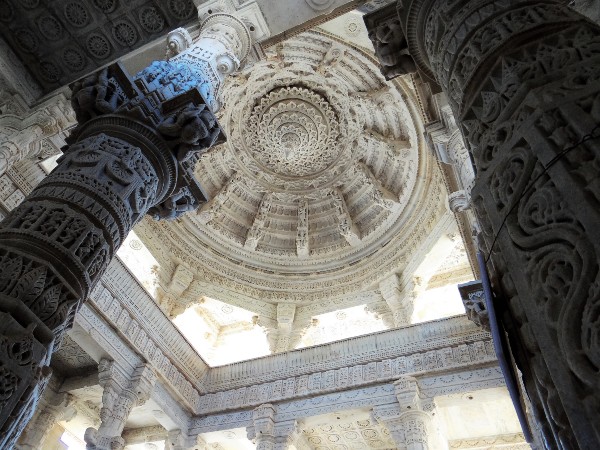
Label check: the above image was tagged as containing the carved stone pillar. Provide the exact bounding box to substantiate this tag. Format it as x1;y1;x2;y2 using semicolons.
17;385;76;450
247;405;299;450
367;0;600;446
372;376;440;450
0;13;251;449
248;404;277;450
379;273;419;327
85;359;156;450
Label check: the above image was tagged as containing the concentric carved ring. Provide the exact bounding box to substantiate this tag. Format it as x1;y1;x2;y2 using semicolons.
249;87;340;177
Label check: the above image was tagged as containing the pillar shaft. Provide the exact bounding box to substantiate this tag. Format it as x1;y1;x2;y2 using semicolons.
380;0;600;447
0;14;250;448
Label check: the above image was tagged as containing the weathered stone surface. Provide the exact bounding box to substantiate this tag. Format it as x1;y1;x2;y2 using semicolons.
365;0;600;447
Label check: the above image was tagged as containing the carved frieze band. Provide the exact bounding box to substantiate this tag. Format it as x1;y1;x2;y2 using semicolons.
196;337;496;415
191;366;505;434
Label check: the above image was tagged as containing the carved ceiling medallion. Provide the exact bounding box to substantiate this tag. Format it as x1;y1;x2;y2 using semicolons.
230;74;359;193
251;86;339;178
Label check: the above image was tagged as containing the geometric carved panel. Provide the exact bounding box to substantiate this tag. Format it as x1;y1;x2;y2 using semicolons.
0;0;196;92
301;418;396;450
51;334;97;376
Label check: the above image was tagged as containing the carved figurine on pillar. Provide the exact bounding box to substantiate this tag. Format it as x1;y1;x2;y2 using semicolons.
366;1;600;447
0;13;252;449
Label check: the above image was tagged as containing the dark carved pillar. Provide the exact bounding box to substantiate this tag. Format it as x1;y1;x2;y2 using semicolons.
367;1;600;448
0;13;251;448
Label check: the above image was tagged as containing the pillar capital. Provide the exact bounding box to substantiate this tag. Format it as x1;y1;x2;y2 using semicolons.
86;361;156;450
166;12;252;111
248;408;299;450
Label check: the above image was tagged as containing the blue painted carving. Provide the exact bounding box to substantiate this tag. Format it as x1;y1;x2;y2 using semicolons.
135;60;216;108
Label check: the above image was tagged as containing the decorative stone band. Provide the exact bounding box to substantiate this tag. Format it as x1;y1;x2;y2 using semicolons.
195;339;496;415
191;366;505;434
205;315;485;390
89;261;206;413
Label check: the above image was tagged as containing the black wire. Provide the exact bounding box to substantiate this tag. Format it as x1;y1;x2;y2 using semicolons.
484;122;600;265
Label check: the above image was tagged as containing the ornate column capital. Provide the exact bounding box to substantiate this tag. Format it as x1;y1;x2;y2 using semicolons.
364;6;417;80
166;13;252;111
248;407;299;450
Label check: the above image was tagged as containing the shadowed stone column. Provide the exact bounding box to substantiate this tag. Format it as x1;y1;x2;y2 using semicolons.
16;381;76;450
366;1;600;447
0;13;251;449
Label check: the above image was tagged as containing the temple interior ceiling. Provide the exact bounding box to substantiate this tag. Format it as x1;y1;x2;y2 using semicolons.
135;24;458;315
0;0;562;447
107;10;475;363
0;0;197;92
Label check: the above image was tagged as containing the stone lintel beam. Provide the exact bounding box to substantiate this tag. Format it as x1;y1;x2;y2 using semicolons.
122;425;168;446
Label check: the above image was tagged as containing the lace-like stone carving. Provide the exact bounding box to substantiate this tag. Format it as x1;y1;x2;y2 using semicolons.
112;21;138;47
93;0;117;13
38;16;63;41
167;0;195;20
63;48;86;72
39;61;61;82
250;87;340;177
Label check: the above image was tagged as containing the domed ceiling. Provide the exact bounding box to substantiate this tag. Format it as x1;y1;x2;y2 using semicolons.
137;28;448;307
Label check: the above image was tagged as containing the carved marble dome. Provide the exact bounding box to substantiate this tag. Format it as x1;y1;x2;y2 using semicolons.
139;29;443;304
